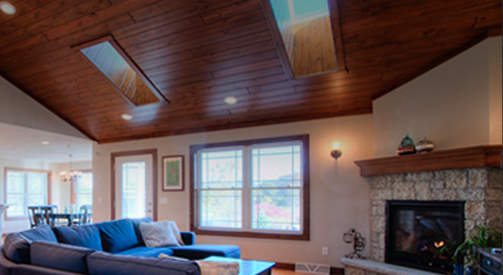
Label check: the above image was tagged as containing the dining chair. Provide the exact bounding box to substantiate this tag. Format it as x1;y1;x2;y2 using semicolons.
79;205;92;225
27;206;41;228
28;205;57;227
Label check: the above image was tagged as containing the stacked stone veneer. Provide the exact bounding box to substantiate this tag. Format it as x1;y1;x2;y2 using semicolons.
368;168;503;262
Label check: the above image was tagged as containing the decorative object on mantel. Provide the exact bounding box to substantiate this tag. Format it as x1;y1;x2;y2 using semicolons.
396;135;416;155
330;141;342;160
354;145;502;177
343;228;366;259
59;145;83;184
162;155;184;191
415;137;435;153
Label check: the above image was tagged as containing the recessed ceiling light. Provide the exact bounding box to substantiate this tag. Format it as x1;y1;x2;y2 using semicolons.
41;141;50;145
224;96;237;105
121;114;133;121
0;1;16;15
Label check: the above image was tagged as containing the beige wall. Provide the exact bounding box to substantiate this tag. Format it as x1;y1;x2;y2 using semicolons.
92;114;374;267
373;36;502;157
0;158;50;233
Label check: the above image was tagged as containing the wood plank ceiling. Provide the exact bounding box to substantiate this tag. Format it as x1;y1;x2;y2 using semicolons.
0;0;500;143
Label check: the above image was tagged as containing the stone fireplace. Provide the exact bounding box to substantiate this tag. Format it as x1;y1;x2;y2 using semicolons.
348;146;503;274
368;168;502;270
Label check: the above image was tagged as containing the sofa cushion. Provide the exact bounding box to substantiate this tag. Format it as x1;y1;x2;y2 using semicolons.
53;225;102;251
96;219;138;253
139;221;181;247
2;233;30;263
2;225;58;264
130;217;153;246
87;252;200;275
117;246;174;258
30;241;94;274
20;225;58;243
171;245;240;260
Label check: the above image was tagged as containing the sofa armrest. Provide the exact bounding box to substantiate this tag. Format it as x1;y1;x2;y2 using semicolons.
181;232;195;245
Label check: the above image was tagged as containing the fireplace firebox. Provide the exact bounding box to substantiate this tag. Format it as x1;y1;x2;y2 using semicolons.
385;201;465;273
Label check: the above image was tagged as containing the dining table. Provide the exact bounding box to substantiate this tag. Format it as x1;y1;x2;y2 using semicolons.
34;212;84;226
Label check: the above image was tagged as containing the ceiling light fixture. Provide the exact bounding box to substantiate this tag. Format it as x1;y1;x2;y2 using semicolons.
224;96;237;105
41;141;50;145
0;1;16;15
121;114;133;121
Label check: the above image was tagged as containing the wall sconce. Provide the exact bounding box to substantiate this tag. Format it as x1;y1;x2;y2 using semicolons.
331;141;342;160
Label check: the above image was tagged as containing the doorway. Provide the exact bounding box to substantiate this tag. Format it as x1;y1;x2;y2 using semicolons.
111;149;157;220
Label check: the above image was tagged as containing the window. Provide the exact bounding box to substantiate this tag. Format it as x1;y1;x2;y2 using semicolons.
72;171;93;209
76;37;166;106
121;162;146;219
5;168;50;219
190;135;309;240
267;0;344;77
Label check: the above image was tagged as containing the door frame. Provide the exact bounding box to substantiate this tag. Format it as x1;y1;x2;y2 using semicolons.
110;149;158;220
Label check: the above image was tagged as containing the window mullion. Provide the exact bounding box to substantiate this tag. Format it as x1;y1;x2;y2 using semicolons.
242;147;251;230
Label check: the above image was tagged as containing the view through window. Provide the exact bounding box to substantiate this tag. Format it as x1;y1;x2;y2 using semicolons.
5;169;49;218
191;135;309;239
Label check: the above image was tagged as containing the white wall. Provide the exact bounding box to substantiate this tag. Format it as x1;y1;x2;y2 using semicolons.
93;114;374;267
0;76;87;139
0;158;50;233
373;36;502;157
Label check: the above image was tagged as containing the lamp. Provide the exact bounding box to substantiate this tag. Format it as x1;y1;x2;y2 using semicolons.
331;141;342;159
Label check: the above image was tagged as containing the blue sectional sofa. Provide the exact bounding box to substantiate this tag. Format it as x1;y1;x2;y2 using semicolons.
0;218;240;275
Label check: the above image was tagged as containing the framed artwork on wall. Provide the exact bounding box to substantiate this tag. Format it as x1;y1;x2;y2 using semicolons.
162;155;184;191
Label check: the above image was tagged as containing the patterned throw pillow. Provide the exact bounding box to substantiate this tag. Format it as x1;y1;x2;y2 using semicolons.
139;221;181;247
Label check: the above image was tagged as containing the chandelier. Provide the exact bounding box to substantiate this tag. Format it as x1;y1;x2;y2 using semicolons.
59;145;83;184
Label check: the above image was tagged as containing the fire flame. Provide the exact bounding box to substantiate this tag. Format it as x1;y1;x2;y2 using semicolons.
434;241;445;248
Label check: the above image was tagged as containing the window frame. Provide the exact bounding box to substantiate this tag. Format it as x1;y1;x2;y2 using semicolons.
71;170;93;208
190;135;310;240
4;167;52;220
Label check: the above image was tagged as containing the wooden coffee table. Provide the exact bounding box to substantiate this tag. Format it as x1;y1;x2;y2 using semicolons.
204;256;275;275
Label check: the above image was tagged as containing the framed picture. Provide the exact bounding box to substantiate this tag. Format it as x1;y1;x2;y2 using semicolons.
162;155;184;191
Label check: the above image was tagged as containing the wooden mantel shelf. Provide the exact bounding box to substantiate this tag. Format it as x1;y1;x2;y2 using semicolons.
355;145;502;177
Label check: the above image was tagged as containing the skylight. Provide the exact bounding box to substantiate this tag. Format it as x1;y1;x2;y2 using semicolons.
269;0;342;77
78;38;164;106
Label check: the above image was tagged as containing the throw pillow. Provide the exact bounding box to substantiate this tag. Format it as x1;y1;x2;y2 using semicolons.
139;220;180;247
168;221;184;245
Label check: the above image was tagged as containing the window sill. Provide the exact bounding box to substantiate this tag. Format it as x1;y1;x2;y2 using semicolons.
192;228;309;241
5;216;28;221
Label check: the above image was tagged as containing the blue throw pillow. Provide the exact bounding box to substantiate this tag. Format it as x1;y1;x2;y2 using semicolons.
53;225;103;251
31;241;94;274
97;219;138;253
20;225;58;243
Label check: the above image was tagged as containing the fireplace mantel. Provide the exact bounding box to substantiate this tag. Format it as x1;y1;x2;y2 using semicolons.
355;145;502;177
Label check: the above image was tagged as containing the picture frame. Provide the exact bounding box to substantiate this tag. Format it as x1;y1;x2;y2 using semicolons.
162;155;184;191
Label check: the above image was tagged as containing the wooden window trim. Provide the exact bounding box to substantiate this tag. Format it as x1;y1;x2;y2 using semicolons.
70;169;93;205
4;167;52;221
190;135;310;241
110;149;158;221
